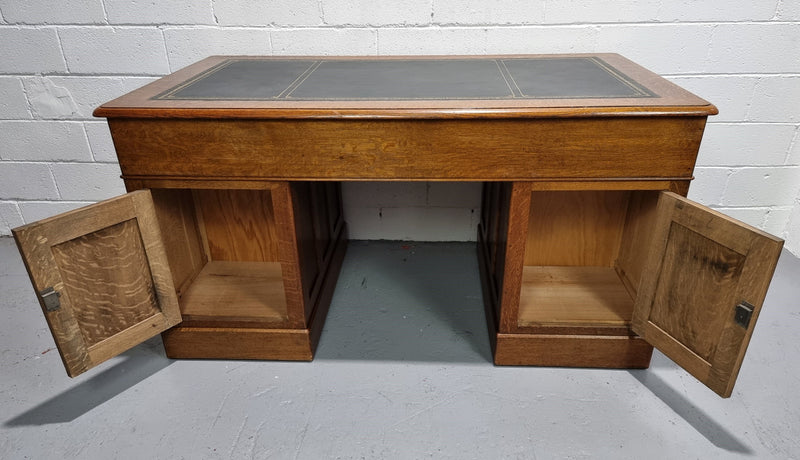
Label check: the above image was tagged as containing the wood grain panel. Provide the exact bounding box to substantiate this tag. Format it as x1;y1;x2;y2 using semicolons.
632;192;784;397
498;182;531;333
615;190;660;297
12;190;181;377
524;191;631;266
518;266;634;327
109;116;706;181
162;327;313;360
149;189;205;297
194;189;279;262
648;223;745;361
495;333;653;368
51;219;160;347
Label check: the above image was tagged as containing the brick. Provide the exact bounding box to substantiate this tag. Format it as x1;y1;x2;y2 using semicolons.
0;0;106;24
84;122;116;162
378;28;485;55
668;76;758;123
776;0;800;20
697;123;795;167
0;201;24;235
426;182;482;208
707;24;800;74
0;28;66;73
763;207;793;237
105;0;214;24
687;167;729;206
50;163;126;201
542;0;778;23
657;1;779;21
0;121;91;161
784;198;800;254
435;0;543;25
214;0;322;26
0;163;59;200
342;182;427;208
23;76;156;119
722;167;800;207
545;0;659;23
594;25;714;75
324;0;430;26
0;77;31;119
164;28;270;71
272;28;377;55
346;206;475;241
18;200;93;223
486;26;597;55
789;129;800;165
748;76;800;123
342;206;382;240
58;27;170;75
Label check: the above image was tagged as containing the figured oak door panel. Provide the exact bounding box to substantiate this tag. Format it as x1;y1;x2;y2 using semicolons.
632;192;783;397
13;190;181;377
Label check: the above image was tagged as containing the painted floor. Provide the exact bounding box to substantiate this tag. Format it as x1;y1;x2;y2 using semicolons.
1;238;799;459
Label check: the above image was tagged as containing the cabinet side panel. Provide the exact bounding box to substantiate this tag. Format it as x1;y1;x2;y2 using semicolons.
524;191;630;267
616;190;660;296
150;189;206;296
194;189;280;262
291;183;321;307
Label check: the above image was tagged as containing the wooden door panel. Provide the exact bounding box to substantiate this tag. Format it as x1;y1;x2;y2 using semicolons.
13;190;181;377
632;192;783;397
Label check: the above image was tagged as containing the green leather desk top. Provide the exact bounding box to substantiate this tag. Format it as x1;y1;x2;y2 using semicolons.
94;54;716;119
154;57;655;101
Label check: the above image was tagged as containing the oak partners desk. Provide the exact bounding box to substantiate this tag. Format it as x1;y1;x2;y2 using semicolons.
13;54;783;397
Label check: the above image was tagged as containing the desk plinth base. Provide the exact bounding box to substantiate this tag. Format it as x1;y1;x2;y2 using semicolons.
492;334;653;368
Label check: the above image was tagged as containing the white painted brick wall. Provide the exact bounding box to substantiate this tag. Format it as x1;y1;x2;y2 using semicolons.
104;0;214;25
0;121;92;161
0;78;32;119
0;1;797;255
164;28;271;70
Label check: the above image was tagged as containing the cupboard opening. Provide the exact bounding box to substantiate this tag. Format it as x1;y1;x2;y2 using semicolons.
149;188;289;326
519;189;660;328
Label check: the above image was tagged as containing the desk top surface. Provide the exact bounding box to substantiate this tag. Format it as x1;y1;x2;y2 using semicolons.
95;54;716;119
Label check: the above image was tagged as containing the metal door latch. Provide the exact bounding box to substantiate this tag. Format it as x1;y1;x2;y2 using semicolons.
734;301;754;329
40;287;61;312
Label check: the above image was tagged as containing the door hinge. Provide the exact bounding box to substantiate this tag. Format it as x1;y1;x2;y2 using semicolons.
734;301;754;329
40;287;61;312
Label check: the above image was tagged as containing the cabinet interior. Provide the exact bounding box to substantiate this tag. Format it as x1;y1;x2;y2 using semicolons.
520;190;659;327
150;188;289;326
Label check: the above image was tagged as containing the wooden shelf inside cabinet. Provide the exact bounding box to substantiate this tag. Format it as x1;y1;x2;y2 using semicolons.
179;261;288;324
518;266;634;327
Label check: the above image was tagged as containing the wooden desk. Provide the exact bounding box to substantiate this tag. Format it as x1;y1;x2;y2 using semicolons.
13;54;782;397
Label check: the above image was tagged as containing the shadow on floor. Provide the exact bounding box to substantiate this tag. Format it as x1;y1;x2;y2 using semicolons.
5;338;172;426
314;241;494;363
629;362;753;454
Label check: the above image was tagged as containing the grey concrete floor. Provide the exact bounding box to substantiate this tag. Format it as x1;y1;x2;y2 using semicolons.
1;237;799;459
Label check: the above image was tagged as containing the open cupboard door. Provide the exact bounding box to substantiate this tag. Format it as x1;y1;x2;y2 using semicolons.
632;192;783;397
13;190;182;377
